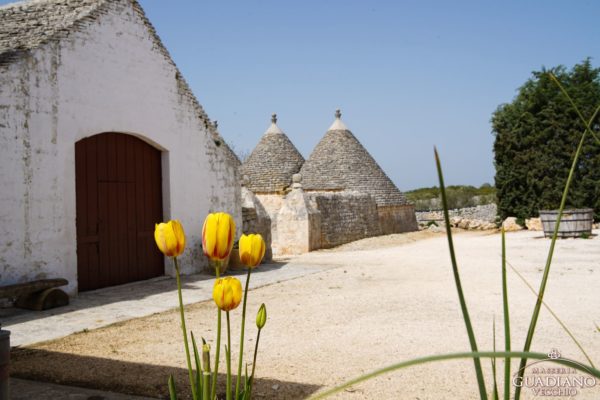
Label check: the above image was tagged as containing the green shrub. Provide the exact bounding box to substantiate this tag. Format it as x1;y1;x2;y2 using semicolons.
406;184;496;211
492;59;600;221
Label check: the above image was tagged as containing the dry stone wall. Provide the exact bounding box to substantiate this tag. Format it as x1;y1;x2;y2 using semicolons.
416;204;497;223
378;205;419;234
308;191;380;249
241;187;272;260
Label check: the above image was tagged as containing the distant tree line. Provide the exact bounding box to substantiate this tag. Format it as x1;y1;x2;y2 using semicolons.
406;184;496;211
492;59;600;221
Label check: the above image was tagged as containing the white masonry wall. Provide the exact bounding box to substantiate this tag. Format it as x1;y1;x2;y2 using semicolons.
0;0;240;294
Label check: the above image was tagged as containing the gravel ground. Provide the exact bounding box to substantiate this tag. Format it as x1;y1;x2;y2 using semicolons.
10;229;600;399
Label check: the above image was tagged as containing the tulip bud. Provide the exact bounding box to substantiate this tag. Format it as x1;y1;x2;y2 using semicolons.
239;233;266;268
154;220;186;257
202;212;236;261
202;343;211;372
213;277;242;311
256;303;267;329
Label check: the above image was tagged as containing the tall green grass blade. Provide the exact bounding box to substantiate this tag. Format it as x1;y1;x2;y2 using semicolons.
514;87;600;400
491;318;499;400
168;375;178;400
435;148;488;400
309;351;600;399
501;228;511;400
191;332;202;397
506;259;595;367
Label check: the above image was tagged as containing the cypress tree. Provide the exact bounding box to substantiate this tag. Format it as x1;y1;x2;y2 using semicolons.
492;59;600;221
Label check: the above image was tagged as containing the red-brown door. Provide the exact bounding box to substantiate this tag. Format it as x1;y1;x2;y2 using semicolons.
75;133;164;291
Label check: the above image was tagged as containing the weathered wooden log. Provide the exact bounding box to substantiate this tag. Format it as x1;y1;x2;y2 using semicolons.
0;279;68;300
14;287;69;311
0;279;69;311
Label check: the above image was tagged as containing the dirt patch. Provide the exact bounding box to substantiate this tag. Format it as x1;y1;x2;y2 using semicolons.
11;230;600;399
318;229;446;252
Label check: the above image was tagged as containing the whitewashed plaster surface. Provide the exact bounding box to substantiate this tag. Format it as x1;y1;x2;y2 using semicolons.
0;0;240;294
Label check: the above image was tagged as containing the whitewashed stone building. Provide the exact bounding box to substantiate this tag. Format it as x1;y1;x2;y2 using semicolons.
0;0;240;294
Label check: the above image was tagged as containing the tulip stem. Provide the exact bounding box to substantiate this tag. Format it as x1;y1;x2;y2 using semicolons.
248;327;262;397
174;257;197;400
235;267;252;399
226;311;232;400
203;372;210;400
211;261;222;400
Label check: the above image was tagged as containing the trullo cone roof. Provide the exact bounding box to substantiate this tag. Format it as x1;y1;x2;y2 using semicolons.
240;114;305;193
299;110;409;207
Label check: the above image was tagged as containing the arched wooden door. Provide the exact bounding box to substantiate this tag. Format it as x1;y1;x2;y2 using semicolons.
75;133;164;291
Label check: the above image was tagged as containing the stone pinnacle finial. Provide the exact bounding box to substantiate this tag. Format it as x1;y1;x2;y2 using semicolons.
271;113;277;124
335;109;342;119
213;120;218;129
241;175;250;187
292;173;303;189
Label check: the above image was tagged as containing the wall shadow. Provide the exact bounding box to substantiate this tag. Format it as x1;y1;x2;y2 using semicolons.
0;261;289;327
10;347;320;400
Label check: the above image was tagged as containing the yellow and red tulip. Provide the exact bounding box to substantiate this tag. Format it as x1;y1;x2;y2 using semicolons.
239;234;266;268
202;212;236;261
213;277;243;311
154;220;186;257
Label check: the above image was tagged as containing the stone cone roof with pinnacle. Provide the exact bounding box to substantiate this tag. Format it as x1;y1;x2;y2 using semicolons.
300;110;410;207
240;114;305;193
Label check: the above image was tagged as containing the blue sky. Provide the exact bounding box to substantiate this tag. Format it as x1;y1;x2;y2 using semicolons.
3;1;599;190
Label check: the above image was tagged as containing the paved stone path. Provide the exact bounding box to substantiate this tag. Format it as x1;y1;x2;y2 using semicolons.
2;260;330;347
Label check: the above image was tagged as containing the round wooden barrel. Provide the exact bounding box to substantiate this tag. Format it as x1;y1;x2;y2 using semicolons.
0;329;9;400
539;208;594;238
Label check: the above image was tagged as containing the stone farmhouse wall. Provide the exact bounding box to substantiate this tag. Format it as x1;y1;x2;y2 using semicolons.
308;191;380;249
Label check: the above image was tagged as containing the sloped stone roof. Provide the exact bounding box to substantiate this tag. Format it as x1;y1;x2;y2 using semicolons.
240;114;305;193
0;0;238;166
300;110;409;207
0;0;110;65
